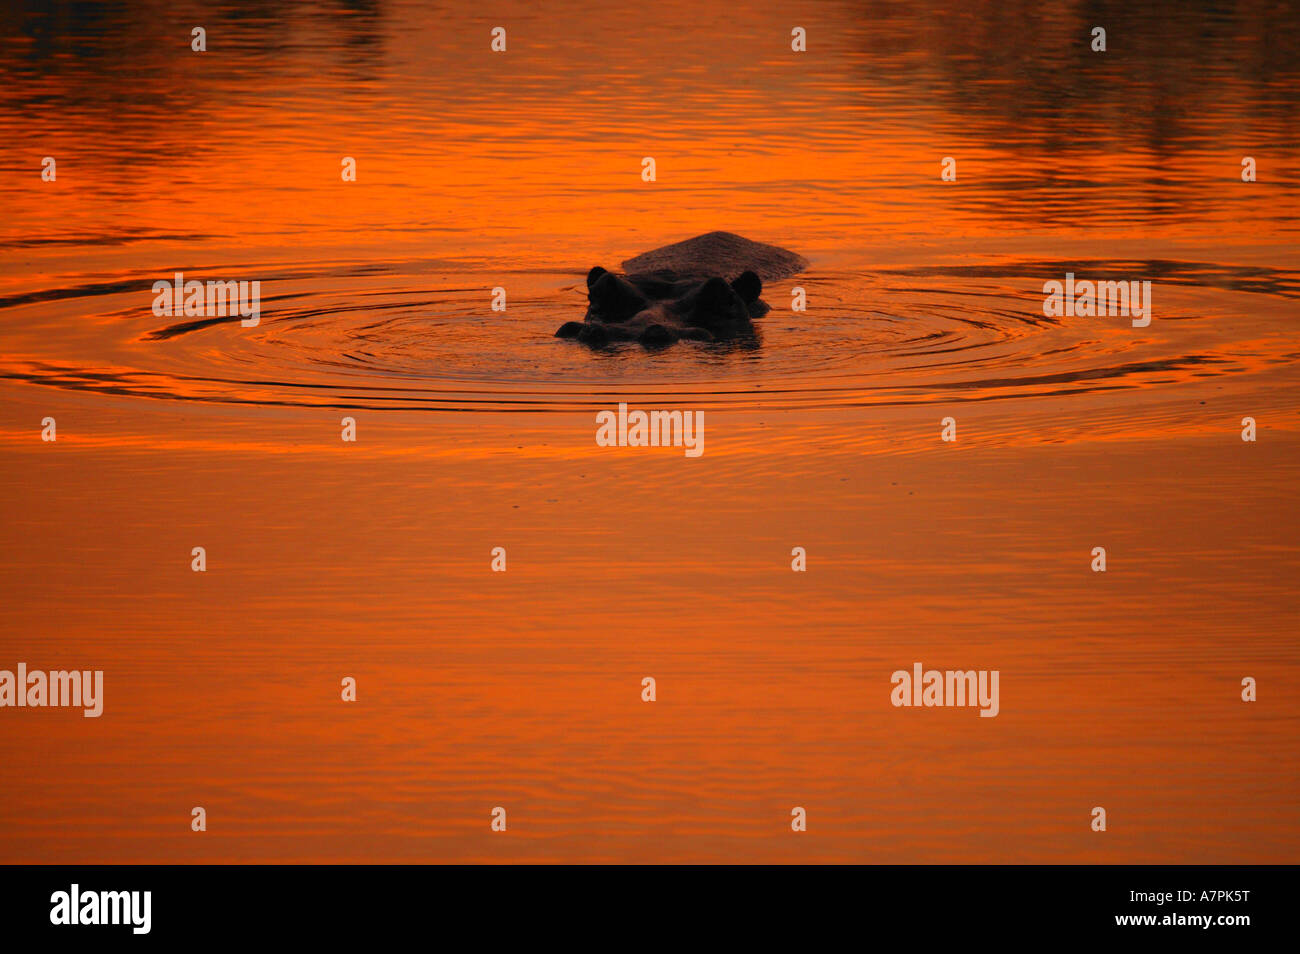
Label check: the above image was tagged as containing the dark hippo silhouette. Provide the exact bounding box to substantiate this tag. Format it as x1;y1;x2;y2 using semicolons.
555;232;808;347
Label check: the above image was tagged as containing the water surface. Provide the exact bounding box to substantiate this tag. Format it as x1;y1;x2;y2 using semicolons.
0;0;1297;862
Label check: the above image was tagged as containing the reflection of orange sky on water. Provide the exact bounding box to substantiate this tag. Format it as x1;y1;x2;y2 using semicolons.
5;128;1295;275
3;0;1298;270
2;413;1298;862
1;0;1298;862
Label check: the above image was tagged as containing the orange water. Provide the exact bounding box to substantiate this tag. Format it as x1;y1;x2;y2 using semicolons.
1;0;1297;862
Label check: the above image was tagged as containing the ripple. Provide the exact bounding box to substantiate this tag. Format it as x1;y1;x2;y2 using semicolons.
0;259;1292;413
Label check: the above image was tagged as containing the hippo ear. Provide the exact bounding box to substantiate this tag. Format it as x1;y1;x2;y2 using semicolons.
731;270;761;304
587;266;608;289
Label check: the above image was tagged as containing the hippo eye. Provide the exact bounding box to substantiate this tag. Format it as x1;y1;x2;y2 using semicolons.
589;272;649;321
698;276;740;310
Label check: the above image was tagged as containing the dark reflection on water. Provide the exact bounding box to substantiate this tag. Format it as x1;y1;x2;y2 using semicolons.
2;0;1296;166
1;0;387;72
850;0;1300;145
841;0;1300;222
0;0;387;169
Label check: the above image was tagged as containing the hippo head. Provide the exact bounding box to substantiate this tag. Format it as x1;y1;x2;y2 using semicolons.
556;267;767;347
554;233;806;348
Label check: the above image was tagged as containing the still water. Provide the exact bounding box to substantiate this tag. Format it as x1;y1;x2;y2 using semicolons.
0;0;1297;861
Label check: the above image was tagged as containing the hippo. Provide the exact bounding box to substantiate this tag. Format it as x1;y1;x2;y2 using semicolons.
555;231;808;347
